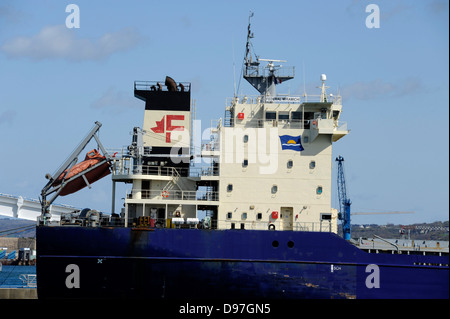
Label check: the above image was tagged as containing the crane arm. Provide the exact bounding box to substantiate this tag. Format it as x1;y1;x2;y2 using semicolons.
40;122;112;224
336;155;352;240
351;211;414;215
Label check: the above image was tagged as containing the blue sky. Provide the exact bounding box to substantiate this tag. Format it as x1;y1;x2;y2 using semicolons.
0;0;448;225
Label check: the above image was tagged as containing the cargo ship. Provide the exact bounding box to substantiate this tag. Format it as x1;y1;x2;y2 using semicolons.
36;15;449;299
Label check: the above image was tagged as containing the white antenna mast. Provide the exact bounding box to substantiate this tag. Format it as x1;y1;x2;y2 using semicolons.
232;35;237;97
302;60;306;97
319;74;329;102
242;12;294;96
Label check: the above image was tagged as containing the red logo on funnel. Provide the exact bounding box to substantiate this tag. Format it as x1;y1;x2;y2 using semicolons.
150;115;185;143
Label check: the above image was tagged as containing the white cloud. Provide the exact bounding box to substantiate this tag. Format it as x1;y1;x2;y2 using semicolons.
1;25;142;61
91;86;141;112
0;110;17;126
428;0;449;14
341;77;422;101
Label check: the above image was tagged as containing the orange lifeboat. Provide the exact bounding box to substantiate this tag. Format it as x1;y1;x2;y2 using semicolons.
53;149;111;196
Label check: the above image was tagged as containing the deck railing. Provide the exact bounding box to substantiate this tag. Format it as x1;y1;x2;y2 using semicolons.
128;189;219;202
74;216;335;234
19;274;37;288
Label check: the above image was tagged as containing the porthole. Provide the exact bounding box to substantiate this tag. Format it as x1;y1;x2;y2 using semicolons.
272;240;279;248
287;160;293;169
271;185;278;194
316;186;323;195
287;241;295;248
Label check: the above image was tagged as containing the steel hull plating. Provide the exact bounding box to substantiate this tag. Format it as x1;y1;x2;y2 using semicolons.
36;227;449;299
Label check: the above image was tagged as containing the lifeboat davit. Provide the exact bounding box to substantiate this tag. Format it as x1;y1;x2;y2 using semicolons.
53;149;111;196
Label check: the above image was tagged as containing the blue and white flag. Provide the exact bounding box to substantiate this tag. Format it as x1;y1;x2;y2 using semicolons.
279;135;304;152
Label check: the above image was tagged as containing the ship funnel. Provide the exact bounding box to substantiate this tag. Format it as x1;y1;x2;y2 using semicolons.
165;76;178;92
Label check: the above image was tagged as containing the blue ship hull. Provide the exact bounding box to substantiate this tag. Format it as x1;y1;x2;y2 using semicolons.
36;227;449;299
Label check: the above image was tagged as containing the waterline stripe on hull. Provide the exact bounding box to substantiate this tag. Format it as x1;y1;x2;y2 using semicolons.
38;255;446;270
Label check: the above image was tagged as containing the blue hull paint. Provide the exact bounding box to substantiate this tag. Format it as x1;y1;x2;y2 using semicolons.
36;227;449;299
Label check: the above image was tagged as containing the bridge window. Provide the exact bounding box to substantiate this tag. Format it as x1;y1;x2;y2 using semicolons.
291;112;302;121
265;111;276;120
278;112;289;120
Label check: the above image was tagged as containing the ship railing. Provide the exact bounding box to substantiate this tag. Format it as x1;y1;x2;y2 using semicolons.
201;141;220;152
111;157;132;175
256;119;307;129
106;147;127;157
227;94;342;106
336;121;348;132
76;216;334;233
252;119;348;131
128;189;219;202
134;80;191;92
113;161;220;178
189;166;219;177
112;218;334;233
293;221;333;232
19;274;37;288
244;65;295;79
140;166;189;176
219;220;333;232
113;163;190;177
104;217;209;229
311;118;348;131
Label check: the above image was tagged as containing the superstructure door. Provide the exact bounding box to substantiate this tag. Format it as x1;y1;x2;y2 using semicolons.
281;207;293;231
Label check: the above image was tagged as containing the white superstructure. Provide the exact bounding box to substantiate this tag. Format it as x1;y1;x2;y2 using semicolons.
213;91;348;233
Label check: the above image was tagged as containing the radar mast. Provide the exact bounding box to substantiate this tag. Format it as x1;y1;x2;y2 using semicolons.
243;12;295;96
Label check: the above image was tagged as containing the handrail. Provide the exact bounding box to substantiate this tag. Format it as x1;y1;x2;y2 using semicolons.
373;235;399;253
134;80;191;92
128;189;219;202
19;274;37;288
62;217;335;233
227;93;342;105
113;162;219;178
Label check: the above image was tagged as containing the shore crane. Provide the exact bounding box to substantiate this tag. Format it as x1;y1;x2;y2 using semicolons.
336;155;352;240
